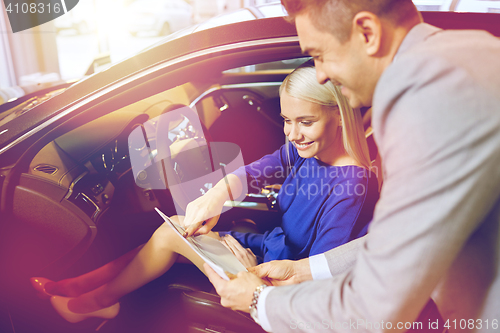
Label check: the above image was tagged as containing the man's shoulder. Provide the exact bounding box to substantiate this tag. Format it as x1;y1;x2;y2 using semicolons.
372;26;500;148
395;27;499;72
375;27;500;105
415;28;498;59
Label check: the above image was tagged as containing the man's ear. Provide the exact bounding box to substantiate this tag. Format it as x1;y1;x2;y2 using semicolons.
352;11;382;56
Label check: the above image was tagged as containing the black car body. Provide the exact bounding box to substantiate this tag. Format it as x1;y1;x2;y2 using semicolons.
0;6;499;333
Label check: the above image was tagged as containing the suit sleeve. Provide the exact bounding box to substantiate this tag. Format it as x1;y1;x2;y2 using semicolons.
263;50;500;331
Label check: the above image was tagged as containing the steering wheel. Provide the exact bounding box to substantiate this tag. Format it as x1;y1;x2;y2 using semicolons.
154;104;220;213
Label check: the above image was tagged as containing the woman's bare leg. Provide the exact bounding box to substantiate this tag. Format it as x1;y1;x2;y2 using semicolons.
46;245;144;297
66;218;219;313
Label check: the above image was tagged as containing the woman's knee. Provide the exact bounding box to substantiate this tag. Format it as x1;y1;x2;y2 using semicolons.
150;223;177;250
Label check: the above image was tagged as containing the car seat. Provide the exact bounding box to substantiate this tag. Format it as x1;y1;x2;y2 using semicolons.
209;92;285;165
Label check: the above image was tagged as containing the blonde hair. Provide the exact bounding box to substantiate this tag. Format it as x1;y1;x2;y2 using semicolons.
279;64;371;169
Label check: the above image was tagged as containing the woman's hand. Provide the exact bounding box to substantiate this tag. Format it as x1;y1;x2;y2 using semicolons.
182;174;243;238
221;234;258;268
182;187;227;237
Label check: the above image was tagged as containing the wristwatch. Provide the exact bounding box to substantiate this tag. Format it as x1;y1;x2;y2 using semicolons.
249;284;268;324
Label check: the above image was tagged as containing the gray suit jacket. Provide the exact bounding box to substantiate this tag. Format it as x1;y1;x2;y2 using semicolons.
265;23;500;332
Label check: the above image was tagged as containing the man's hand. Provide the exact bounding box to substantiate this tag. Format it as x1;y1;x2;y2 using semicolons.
249;258;312;286
204;263;268;312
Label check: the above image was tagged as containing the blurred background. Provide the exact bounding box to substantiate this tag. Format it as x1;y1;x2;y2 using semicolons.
1;0;499;104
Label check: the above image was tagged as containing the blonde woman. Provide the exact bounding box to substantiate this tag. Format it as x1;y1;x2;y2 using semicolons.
32;63;379;322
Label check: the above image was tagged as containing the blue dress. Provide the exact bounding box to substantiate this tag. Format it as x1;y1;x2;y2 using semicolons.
225;143;379;263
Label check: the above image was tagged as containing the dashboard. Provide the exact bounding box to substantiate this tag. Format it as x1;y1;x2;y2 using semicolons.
28;110;150;223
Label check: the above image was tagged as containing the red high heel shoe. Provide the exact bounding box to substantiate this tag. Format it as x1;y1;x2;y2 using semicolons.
30;277;54;299
50;296;120;323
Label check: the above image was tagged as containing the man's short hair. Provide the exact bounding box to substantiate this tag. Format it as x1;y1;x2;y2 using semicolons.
281;0;419;42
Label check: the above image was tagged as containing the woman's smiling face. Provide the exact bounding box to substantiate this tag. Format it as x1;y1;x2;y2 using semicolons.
280;90;342;164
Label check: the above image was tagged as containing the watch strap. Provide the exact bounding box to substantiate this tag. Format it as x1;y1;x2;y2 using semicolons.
249;284;268;324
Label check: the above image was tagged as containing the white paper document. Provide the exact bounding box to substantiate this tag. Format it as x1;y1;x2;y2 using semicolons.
154;207;247;280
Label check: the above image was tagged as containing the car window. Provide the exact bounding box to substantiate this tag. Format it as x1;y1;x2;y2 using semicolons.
30;83;194;187
223;57;311;73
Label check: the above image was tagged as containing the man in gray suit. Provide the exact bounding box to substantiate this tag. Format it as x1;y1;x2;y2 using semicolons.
204;0;500;331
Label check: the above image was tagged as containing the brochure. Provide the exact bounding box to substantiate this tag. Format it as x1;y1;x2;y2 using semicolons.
154;207;247;280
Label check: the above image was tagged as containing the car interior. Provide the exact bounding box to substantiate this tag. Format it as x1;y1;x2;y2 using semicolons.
0;53;381;333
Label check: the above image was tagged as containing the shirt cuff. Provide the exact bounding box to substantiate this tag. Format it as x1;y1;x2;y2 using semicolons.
257;286;275;332
309;253;333;280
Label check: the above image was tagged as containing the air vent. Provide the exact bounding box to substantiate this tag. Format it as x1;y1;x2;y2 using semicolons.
34;164;58;175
